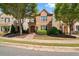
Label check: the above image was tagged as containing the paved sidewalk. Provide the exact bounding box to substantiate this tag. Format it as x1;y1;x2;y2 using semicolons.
0;36;79;44
1;42;79;52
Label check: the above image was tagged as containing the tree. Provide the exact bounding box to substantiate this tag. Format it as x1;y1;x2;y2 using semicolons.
0;3;38;35
55;3;79;35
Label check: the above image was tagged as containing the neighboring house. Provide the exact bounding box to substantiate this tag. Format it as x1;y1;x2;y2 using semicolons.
54;21;70;34
55;21;79;34
73;22;79;32
0;14;30;33
29;9;53;33
0;14;15;32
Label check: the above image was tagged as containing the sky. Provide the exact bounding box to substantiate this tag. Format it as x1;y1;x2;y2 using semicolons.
37;3;55;13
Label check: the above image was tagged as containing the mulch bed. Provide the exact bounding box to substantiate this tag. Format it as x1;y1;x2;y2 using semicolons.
3;33;27;38
3;33;76;38
48;34;76;38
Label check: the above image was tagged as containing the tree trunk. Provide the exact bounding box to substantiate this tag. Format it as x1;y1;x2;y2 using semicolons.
18;19;22;35
8;25;12;33
69;24;73;35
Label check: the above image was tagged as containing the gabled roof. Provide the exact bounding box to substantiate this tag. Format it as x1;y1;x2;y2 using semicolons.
38;9;53;16
0;13;13;18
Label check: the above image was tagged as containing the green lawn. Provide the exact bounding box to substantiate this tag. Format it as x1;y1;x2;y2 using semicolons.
0;32;7;36
0;38;79;47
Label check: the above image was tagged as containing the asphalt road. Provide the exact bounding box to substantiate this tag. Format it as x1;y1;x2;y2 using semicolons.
0;45;79;56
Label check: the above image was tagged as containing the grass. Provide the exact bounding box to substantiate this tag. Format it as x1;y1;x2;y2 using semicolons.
34;35;78;40
0;32;6;36
0;38;79;47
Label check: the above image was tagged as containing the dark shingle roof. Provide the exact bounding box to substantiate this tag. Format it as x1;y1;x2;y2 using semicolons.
38;9;53;16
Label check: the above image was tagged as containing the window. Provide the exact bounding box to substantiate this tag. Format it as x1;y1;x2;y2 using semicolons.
41;16;47;22
5;18;6;22
41;25;47;30
1;17;3;19
8;18;10;22
4;18;10;22
1;26;3;31
76;25;79;31
0;18;3;22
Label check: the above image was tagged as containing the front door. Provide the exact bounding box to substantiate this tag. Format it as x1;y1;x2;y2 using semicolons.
30;26;35;33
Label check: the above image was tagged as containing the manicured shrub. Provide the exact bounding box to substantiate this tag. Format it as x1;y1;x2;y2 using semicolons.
58;29;63;34
36;30;47;35
10;25;16;33
48;27;63;35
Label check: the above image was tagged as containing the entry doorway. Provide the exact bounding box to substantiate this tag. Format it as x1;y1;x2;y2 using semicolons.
30;26;35;33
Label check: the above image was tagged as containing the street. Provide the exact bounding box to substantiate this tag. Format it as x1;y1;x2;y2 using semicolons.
0;45;79;56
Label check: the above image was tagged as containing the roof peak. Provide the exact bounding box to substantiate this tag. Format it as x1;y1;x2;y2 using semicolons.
38;9;53;16
40;9;49;13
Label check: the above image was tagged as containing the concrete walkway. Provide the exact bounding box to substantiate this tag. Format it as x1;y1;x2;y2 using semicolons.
72;34;79;38
25;33;36;39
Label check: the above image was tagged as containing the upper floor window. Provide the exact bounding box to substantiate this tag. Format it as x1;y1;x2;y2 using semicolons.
5;18;6;22
5;18;10;23
41;16;47;22
0;17;4;22
8;18;10;22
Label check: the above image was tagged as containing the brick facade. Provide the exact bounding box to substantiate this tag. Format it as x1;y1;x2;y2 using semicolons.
35;9;53;30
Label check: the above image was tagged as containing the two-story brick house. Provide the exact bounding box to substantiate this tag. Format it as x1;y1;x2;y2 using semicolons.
1;9;79;34
29;9;53;33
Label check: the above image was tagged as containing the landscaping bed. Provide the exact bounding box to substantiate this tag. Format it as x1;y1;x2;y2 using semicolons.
48;34;76;38
34;34;78;40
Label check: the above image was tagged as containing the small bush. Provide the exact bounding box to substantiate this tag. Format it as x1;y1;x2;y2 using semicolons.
10;25;16;33
58;29;63;34
48;27;63;35
36;30;47;35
